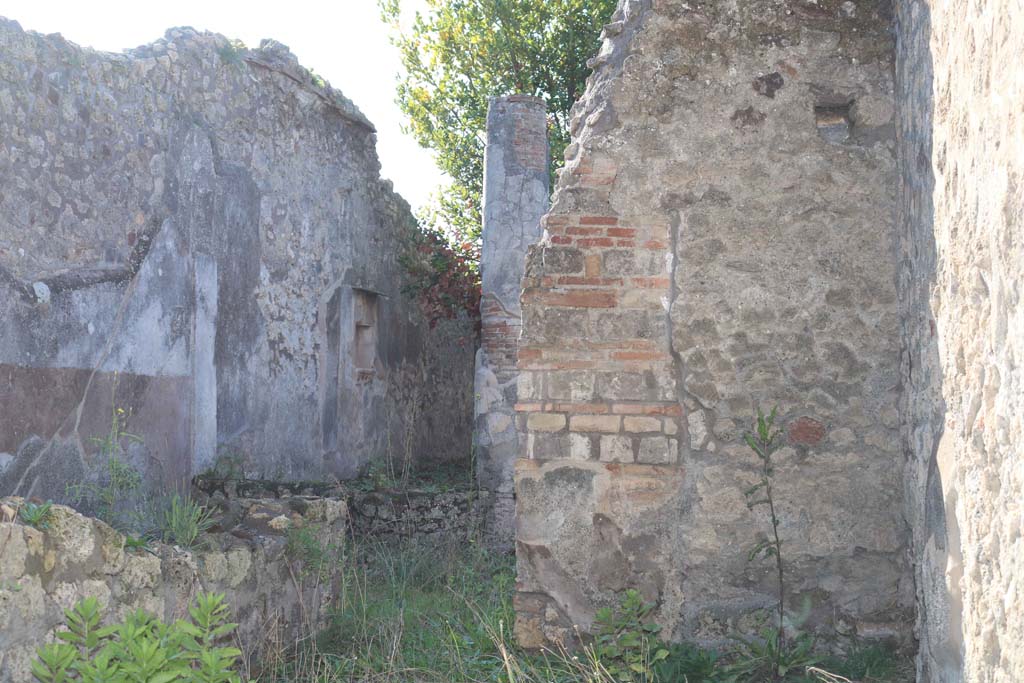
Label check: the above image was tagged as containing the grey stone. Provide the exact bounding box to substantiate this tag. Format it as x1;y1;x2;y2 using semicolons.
0;19;475;497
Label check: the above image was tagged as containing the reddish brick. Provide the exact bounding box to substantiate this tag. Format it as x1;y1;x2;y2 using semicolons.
518;348;543;362
611;351;670;361
527;290;618;308
788;416;827;446
514;402;544;412
575;238;616;248
631;277;671;288
550;402;611;414
543;215;573;227
642;240;668;250
607;228;637;238
588;340;659;351
567;226;606;236
550;236;574;245
542;360;599;370
580;216;619;226
555;276;624;287
585;253;602;278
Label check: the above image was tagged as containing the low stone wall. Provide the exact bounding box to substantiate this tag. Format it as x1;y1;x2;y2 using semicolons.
347;489;491;540
195;475;494;545
0;496;346;682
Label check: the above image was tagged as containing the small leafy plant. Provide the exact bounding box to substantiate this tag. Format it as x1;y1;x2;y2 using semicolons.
66;385;144;530
286;524;343;581
161;494;216;550
742;407;793;678
18;500;53;530
123;534;155;555
31;593;241;683
741;408;830;681
723;625;819;682
592;589;669;682
66;454;143;529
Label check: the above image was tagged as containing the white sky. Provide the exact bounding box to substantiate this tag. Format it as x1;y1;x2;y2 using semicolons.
1;0;444;210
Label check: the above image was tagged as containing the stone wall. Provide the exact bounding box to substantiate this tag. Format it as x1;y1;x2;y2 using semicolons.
348;488;491;539
0;18;475;499
0;496;347;682
896;1;1024;680
515;0;912;647
475;96;550;549
193;475;488;543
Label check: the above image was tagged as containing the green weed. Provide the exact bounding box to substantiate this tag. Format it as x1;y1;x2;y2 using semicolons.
18;500;53;530
592;589;669;682
160;494;216;550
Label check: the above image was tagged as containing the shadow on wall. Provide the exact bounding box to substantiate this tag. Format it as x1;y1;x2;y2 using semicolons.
895;1;963;679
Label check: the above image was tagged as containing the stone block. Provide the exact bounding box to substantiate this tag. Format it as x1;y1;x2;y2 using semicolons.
527;412;566;432
623;416;661;432
546;370;596;401
638;436;677;464
569;433;594;460
569;415;621;433
599;435;634;462
530;432;570;459
541;247;585;274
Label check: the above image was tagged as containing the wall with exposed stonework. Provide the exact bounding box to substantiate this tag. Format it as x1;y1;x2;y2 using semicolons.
896;1;1024;681
0;19;474;501
515;0;912;648
0;496;347;682
475;96;549;549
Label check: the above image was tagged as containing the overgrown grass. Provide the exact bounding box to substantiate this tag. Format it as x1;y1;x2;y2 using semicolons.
253;537;914;683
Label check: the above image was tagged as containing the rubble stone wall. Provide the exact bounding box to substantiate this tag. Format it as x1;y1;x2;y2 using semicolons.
348;488;492;539
0;18;474;500
0;497;347;682
896;1;1024;680
515;0;912;647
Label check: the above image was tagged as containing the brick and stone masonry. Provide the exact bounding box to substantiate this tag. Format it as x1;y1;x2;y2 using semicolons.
513;0;912;650
474;96;550;549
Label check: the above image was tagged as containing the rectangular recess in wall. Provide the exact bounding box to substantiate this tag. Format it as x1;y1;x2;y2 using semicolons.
353;289;378;377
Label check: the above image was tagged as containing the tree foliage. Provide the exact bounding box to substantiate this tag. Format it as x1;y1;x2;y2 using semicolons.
380;0;617;240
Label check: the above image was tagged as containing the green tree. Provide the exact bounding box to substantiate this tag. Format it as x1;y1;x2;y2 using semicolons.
380;0;617;241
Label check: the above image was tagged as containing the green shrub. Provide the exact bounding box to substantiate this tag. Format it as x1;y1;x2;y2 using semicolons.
161;494;216;550
31;593;241;683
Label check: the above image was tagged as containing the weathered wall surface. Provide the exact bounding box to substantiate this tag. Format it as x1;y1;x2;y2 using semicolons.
0;497;347;682
0;18;474;499
475;96;549;548
896;1;1024;680
348;488;491;539
516;0;912;647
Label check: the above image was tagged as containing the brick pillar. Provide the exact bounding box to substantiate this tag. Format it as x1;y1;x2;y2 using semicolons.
474;95;550;549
